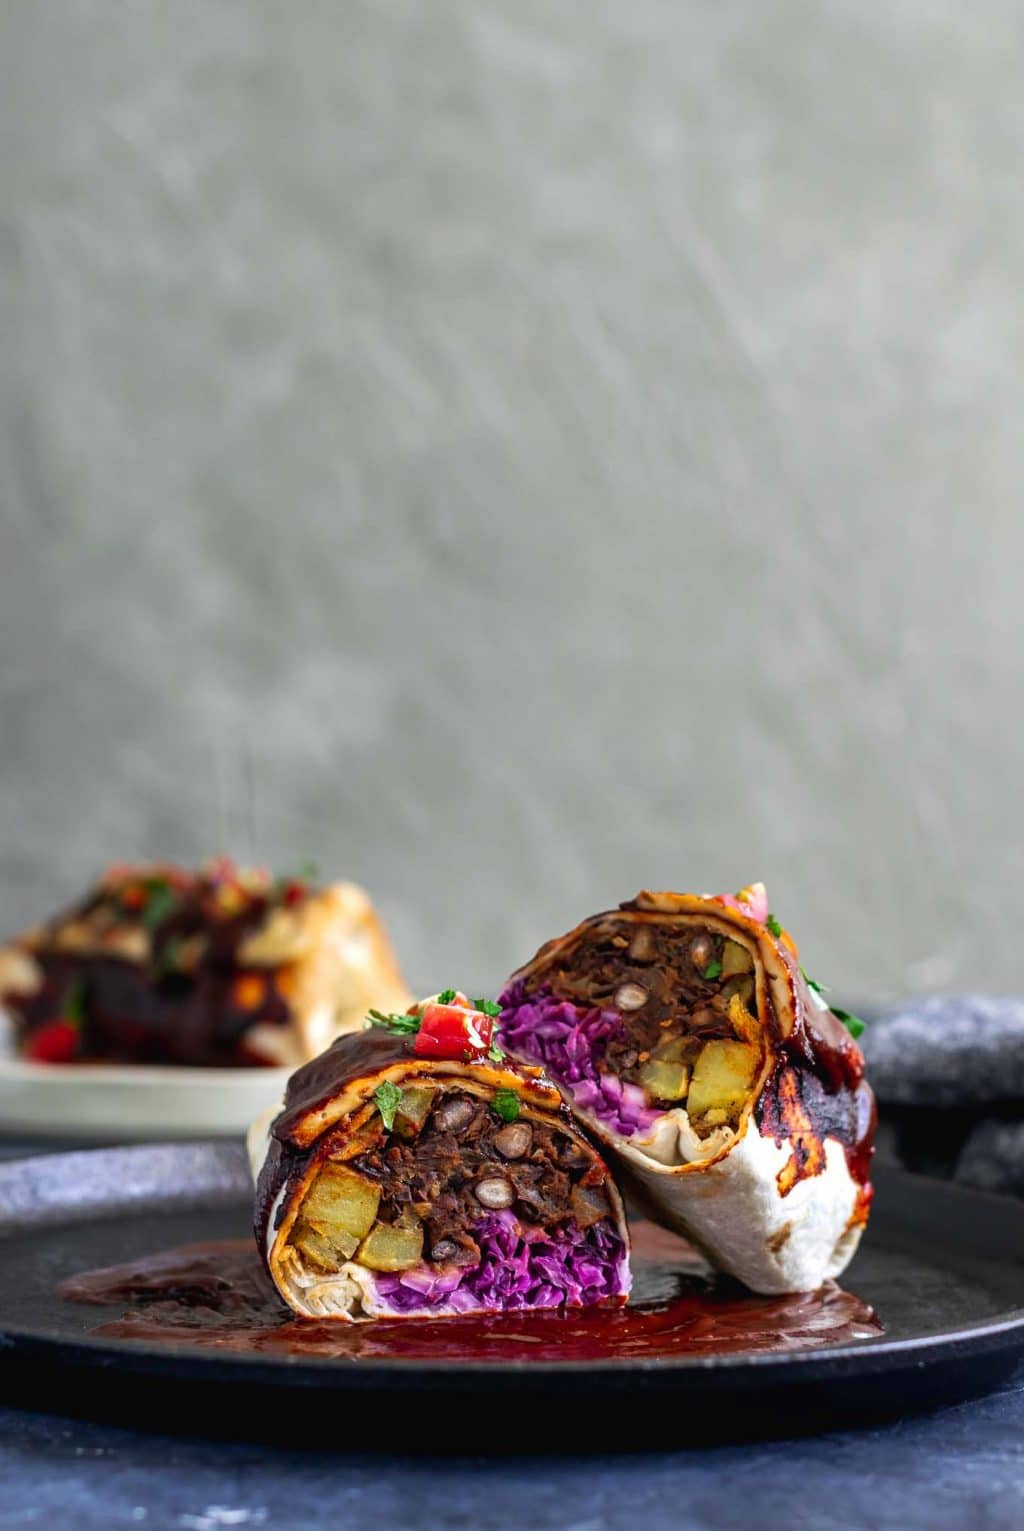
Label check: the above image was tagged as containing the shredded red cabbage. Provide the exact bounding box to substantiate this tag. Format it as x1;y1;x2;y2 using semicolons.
498;982;661;1138
370;1211;629;1316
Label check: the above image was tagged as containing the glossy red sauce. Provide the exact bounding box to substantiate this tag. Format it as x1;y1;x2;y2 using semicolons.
59;1222;881;1363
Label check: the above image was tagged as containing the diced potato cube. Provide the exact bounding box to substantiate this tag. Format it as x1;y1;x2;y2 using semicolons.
720;939;754;977
357;1216;425;1272
686;1041;759;1120
291;1218;359;1270
639;1057;691;1102
394;1085;437;1140
652;1035;690;1063
298;1162;380;1245
721;974;755;1007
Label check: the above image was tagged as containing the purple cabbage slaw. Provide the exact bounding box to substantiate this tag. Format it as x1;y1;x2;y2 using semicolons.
498;983;662;1138
371;1211;629;1316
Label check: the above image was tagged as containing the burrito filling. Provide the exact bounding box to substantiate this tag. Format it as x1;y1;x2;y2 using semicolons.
2;861;329;1066
500;920;766;1144
282;1084;628;1315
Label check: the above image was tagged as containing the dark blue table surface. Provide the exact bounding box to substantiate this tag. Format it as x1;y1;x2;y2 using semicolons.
3;1138;1023;1531
3;1375;1024;1531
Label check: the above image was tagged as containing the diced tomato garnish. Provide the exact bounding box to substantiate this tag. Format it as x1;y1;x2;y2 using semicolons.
25;1020;79;1064
714;882;769;926
281;881;306;907
413;1002;495;1061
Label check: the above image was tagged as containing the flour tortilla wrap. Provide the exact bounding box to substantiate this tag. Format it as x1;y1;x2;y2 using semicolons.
500;886;875;1294
250;1024;631;1321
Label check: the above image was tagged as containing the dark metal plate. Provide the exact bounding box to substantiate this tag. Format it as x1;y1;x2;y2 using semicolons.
1;1143;1023;1446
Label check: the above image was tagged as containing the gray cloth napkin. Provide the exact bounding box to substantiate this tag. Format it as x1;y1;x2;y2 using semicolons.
863;995;1024;1197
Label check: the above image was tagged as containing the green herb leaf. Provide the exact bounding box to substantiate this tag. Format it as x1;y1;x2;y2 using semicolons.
61;979;87;1027
766;913;783;938
800;966;830;995
142;882;179;932
436;989;458;1005
373;1080;404;1130
831;1007;866;1041
702;959;723;981
487;1041;506;1063
491;1089;520;1123
473;998;501;1017
367;1009;421;1035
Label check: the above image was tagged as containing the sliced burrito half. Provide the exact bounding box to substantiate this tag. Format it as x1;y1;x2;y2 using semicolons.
500;885;875;1294
250;991;631;1320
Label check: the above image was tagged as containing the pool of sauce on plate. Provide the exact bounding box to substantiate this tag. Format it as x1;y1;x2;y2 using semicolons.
58;1222;881;1362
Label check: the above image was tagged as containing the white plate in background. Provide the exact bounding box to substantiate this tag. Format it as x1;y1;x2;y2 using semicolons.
0;1053;289;1142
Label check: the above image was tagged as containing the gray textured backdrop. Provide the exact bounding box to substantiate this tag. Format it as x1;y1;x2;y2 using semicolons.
1;1;1022;1001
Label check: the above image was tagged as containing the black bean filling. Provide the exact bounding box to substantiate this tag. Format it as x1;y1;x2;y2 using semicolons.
287;1089;615;1277
349;1091;612;1265
524;921;764;1127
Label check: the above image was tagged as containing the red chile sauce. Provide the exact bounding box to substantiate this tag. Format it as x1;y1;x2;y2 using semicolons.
59;1221;881;1363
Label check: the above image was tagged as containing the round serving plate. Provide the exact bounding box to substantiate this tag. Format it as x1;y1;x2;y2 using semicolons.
0;1059;289;1140
0;1145;1023;1445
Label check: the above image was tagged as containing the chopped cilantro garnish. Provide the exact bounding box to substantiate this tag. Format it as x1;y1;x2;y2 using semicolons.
367;1009;421;1034
702;959;723;981
799;965;831;996
487;1040;506;1063
796;966;864;1037
491;1089;520;1123
142;882;180;932
766;913;783;938
373;1080;404;1130
831;1007;866;1041
61;979;87;1026
436;989;458;1005
473;998;501;1017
